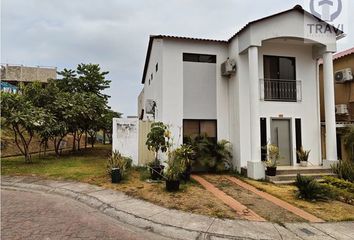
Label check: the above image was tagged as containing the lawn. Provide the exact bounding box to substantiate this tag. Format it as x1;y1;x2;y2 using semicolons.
1;145;238;220
2;145;354;222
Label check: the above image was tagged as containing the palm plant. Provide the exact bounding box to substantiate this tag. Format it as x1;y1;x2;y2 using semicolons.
197;137;233;172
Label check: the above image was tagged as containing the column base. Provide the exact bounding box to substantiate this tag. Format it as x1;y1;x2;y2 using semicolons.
323;159;338;168
247;161;265;180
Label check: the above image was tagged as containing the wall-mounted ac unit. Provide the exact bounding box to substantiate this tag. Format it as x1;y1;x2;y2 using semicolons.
336;104;349;115
145;99;156;114
334;68;353;83
221;58;236;76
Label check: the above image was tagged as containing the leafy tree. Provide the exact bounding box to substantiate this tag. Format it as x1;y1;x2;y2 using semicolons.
1;91;48;163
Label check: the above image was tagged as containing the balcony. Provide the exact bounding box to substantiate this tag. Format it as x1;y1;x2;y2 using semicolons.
260;79;302;102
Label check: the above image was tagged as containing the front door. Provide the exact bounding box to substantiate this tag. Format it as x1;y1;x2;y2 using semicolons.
271;119;292;166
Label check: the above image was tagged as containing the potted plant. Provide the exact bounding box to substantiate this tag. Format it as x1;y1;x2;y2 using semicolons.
264;144;279;176
146;122;171;180
107;151;132;183
175;144;195;181
164;150;186;191
297;147;310;167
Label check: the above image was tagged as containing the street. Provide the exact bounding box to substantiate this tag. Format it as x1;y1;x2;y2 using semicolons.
1;189;169;240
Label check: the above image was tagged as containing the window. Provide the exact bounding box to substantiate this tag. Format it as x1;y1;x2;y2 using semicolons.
295;118;302;163
155;63;158;72
183;53;216;63
151;73;153;80
260;118;267;161
183;120;217;142
263;55;297;101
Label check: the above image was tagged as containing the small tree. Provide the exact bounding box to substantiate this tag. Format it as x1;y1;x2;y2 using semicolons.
145;122;170;166
1;91;47;163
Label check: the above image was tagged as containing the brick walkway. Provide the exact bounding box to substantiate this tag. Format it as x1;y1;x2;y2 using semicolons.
191;175;266;221
226;176;325;223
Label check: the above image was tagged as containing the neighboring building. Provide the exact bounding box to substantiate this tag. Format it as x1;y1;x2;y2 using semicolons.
319;47;354;161
0;81;18;93
138;5;343;179
0;64;57;86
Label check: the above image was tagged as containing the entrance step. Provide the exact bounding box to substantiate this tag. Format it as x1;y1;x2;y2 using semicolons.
266;166;336;184
276;166;333;175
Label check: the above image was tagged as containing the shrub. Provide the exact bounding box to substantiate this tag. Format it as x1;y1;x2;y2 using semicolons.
343;126;354;161
331;160;354;182
188;136;232;172
164;150;186;181
295;174;333;201
322;176;354;193
106;151;132;178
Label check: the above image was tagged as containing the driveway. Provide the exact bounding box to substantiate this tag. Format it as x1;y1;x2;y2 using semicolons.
1;189;169;240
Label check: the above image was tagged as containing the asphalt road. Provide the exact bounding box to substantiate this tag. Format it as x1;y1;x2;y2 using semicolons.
1;189;170;240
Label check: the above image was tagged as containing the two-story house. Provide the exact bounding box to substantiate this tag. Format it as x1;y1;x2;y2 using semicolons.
138;5;344;179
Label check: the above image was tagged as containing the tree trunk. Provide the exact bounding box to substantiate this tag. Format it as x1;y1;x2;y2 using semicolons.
103;130;106;145
72;131;76;151
85;131;88;149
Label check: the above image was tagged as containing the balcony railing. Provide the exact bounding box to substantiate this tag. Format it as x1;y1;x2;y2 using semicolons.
260;79;302;102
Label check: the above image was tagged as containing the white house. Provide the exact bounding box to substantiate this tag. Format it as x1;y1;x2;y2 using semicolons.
138;5;344;179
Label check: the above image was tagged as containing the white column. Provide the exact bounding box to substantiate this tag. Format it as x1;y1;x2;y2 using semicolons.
247;46;264;179
323;52;338;167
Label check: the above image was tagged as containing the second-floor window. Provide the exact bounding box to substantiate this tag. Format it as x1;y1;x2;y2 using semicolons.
263;55;297;102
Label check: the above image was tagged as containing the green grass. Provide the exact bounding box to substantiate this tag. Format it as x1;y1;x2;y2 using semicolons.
1;144;111;182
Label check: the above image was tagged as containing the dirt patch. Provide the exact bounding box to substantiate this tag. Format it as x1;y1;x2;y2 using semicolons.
243;178;354;222
88;170;240;220
203;175;305;223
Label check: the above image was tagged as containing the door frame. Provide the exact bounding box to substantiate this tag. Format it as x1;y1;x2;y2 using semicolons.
270;117;293;166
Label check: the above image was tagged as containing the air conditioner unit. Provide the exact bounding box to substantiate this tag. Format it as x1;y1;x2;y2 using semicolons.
334;68;353;83
336;104;349;115
145;99;156;114
221;58;236;76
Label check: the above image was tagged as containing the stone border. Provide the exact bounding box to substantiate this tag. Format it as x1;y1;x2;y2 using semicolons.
1;176;353;240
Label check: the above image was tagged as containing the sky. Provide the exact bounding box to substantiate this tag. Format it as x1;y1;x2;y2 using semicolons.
1;0;353;116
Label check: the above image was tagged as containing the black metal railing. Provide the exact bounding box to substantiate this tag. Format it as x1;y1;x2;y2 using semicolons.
260;79;301;102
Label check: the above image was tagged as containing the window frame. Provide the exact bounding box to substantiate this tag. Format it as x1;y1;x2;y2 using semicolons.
182;119;217;143
263;55;296;80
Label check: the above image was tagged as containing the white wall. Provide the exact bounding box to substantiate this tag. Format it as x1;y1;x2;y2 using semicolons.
183;62;217;119
112;118;139;165
142;39;164;121
257;41;322;166
162;39;229;147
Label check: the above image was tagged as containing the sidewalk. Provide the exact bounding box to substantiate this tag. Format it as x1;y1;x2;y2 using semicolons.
1;175;353;240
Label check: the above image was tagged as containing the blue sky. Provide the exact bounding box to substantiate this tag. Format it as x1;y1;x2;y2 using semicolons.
1;0;353;116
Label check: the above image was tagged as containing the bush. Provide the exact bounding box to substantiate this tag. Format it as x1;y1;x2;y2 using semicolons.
331;160;354;182
186;136;232;172
295;174;333;201
322;176;354;193
106;151;132;178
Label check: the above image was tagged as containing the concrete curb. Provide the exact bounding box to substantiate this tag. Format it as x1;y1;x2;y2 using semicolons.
1;176;353;240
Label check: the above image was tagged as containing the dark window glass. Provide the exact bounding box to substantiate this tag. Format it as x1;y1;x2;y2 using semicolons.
260;118;267;161
337;134;342;160
264;55;296;80
183;119;217;142
264;55;297;102
295;118;302;163
151;73;153;80
183;53;216;63
156;63;158;72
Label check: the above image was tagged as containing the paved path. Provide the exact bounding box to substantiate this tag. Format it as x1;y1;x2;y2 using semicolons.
2;176;354;240
1;189;168;240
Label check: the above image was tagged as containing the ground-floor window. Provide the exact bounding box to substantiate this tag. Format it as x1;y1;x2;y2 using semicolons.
183;119;217;143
